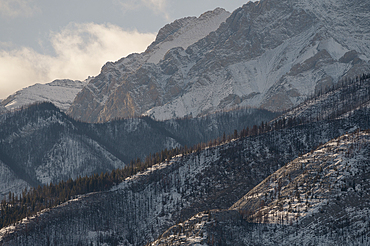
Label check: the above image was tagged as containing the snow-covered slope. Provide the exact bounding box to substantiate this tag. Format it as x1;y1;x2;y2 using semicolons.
1;79;88;112
68;8;231;122
151;130;370;245
3;101;370;245
232;130;370;218
0;105;7;115
230;130;370;245
146;8;230;64
270;75;370;127
0;102;276;197
0;161;30;198
0;103;126;195
69;0;370;122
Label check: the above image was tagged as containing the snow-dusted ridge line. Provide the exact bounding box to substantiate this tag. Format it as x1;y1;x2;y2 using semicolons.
1;78;89;112
69;0;370;123
111;155;183;191
0;191;97;240
230;130;370;228
270;76;370;125
0;142;217;240
151;130;370;245
0;142;225;244
146;8;231;64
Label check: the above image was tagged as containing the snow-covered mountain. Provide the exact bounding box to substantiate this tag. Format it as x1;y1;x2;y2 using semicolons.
146;8;231;65
0;103;126;196
151;130;370;245
67;8;231;122
0;101;275;197
2;77;370;244
1;78;89;112
68;0;370;122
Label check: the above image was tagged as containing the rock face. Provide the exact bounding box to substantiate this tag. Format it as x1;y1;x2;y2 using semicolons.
68;0;370;122
1;79;88;112
68;8;231;122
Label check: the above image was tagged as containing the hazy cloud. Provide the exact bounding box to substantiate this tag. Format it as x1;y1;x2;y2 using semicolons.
0;0;40;18
0;22;156;99
115;0;170;20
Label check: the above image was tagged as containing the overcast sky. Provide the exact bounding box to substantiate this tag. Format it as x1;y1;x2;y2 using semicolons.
0;0;252;99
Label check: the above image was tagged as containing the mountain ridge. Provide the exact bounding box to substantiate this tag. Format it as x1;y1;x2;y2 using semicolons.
151;130;370;245
68;8;231;122
2;77;370;244
0;101;276;197
68;0;370;122
0;78;89;112
1;1;370;245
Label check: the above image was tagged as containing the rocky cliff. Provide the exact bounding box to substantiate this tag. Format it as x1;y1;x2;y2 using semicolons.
68;0;370;122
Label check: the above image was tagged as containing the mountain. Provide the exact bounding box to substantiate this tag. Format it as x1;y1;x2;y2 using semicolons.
0;102;276;197
230;130;370;244
0;160;30;198
148;75;370;246
2;75;370;245
145;8;231;65
152;130;370;245
67;8;231;122
1;79;89;112
68;0;370;122
1;0;370;244
0;104;7;115
0;103;126;197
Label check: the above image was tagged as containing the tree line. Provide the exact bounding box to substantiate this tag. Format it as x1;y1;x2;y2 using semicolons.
1;73;369;229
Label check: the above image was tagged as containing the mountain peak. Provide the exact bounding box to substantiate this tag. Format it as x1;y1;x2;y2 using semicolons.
68;0;370;122
145;7;230;64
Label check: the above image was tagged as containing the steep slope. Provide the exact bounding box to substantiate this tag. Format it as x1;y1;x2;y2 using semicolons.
68;8;230;122
0;161;30;197
232;130;370;228
1;79;88;112
2;102;370;245
0;102;276;196
0;105;7;115
152;130;370;245
272;74;370;125
69;0;370;122
0;103;126;196
146;8;231;64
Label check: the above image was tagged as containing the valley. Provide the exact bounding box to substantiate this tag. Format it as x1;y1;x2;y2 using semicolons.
0;0;369;245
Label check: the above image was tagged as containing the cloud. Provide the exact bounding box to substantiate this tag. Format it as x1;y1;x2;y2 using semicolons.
115;0;170;20
145;0;167;12
0;0;40;18
0;22;156;99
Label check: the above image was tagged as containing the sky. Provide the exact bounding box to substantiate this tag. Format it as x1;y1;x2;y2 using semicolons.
0;0;252;99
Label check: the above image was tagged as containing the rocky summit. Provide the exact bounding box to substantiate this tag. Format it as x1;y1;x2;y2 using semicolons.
1;1;370;245
68;8;231;122
68;0;370;122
